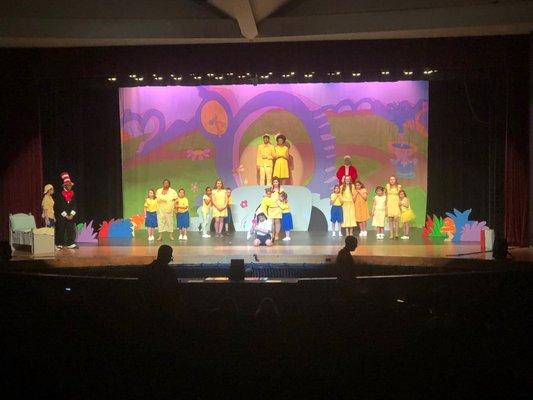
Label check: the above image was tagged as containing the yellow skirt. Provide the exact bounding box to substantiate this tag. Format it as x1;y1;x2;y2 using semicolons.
400;209;415;223
341;202;356;228
273;158;289;179
212;206;228;218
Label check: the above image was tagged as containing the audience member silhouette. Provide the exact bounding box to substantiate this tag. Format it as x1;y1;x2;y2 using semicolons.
254;297;281;326
0;241;12;264
334;235;358;284
140;245;179;320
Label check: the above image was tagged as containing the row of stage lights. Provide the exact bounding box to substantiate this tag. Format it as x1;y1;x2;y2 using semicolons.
108;69;439;84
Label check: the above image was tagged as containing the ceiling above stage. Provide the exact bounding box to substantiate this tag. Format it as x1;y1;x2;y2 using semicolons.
0;0;532;47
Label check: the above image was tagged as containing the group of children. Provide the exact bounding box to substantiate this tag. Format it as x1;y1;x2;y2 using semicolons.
248;177;293;246
330;175;415;240
142;175;415;244
143;179;234;242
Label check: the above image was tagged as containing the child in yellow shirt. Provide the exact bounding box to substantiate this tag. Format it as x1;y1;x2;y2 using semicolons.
144;189;158;241
279;192;293;241
175;188;190;240
330;184;343;237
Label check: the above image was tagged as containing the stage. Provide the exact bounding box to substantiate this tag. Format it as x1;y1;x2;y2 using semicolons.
9;229;532;270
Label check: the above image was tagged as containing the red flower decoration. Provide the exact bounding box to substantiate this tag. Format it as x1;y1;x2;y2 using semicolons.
240;200;248;208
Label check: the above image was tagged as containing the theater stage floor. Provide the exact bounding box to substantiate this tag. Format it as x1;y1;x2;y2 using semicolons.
9;230;532;269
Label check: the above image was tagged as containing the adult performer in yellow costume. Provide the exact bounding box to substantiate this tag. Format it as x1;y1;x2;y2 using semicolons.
256;134;275;185
273;134;289;183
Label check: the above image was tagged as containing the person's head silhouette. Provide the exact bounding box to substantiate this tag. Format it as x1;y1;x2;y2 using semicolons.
156;245;173;265
344;235;358;252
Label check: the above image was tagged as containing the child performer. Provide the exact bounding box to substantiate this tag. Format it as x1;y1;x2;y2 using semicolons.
253;213;273;247
330;185;343;237
212;178;228;238
175;188;190;240
372;186;387;240
269;177;284;241
144;189;158;241
273;134;290;184
385;176;402;239
42;184;55;227
248;188;272;240
224;187;233;235
279;192;293;241
201;186;212;238
341;176;357;237
399;190;415;239
354;181;369;237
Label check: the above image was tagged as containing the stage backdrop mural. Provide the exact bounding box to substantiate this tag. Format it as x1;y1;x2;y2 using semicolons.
120;82;428;231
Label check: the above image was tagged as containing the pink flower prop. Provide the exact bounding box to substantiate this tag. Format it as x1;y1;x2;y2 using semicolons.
240;200;248;208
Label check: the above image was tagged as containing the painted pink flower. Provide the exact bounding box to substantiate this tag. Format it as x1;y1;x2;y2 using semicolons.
186;149;211;161
240;200;248;208
191;182;199;193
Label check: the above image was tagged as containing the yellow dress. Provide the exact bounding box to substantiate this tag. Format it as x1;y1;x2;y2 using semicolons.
341;186;356;228
156;187;178;232
273;145;289;179
386;184;402;218
41;194;55;219
211;189;228;218
354;188;369;222
267;198;282;219
400;197;416;223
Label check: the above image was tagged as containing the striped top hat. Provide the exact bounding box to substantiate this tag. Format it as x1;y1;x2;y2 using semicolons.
60;172;74;186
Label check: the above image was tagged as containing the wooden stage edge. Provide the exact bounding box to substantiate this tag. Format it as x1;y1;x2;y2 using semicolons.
9;239;533;270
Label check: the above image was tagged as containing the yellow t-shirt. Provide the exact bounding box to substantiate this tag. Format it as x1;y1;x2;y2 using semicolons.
330;193;342;206
280;201;290;213
176;197;189;213
259;196;271;214
144;198;158;212
256;143;275;167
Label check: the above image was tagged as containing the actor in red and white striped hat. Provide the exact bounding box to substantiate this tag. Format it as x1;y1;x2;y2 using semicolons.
54;172;78;249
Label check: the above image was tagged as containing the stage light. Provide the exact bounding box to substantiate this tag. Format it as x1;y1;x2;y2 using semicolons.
226;72;234;76
423;69;436;75
107;77;117;82
290;72;295;76
134;76;144;82
381;71;390;75
246;72;251;76
207;73;214;77
172;76;182;81
268;72;273;75
154;76;163;81
128;74;137;78
335;71;341;76
352;72;361;77
403;71;413;76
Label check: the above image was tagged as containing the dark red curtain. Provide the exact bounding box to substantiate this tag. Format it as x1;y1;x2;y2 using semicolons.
503;69;530;247
0;82;43;241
